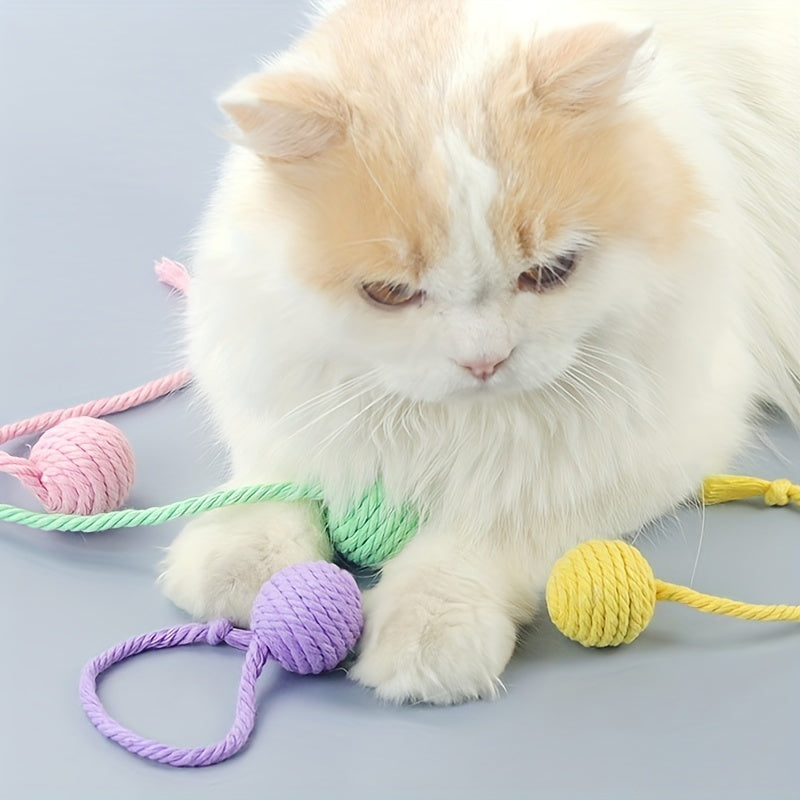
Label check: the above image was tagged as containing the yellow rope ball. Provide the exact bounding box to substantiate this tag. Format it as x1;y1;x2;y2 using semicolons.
545;476;800;649
546;540;658;647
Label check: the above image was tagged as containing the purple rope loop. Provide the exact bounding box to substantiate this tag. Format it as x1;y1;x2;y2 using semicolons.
79;562;363;767
78;620;265;767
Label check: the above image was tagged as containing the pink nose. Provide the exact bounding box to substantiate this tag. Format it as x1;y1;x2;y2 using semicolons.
458;356;507;381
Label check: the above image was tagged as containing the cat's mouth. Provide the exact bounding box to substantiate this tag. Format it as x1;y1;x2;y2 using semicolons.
444;374;523;402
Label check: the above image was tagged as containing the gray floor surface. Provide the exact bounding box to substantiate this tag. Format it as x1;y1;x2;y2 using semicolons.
1;2;798;798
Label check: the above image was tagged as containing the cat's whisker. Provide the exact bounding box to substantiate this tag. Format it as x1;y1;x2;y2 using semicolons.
572;359;701;530
689;493;707;588
376;395;411;446
569;361;639;412
576;351;661;401
547;377;604;428
490;675;509;700
273;370;381;427
568;360;666;428
576;342;662;383
368;393;400;439
312;391;393;457
350;132;410;232
561;367;615;421
366;398;399;449
278;376;384;444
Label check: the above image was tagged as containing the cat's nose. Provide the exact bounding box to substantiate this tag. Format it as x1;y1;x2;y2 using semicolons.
458;355;508;381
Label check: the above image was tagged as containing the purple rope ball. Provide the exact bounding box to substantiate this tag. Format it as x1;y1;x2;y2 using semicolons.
251;561;363;674
80;561;364;767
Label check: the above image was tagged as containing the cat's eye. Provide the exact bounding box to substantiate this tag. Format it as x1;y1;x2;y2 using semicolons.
518;253;578;293
361;281;424;308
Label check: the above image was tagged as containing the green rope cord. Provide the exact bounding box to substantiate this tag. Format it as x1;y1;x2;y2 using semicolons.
0;480;421;568
0;483;324;532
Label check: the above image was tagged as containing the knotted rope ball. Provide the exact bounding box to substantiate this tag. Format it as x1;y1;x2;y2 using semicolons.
27;417;136;515
249;560;363;674
546;539;800;648
546;540;657;647
80;561;363;767
325;481;420;567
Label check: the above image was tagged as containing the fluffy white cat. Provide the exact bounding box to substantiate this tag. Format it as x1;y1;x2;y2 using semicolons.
160;0;800;704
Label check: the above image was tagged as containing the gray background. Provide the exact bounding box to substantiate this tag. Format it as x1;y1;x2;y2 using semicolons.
1;2;798;798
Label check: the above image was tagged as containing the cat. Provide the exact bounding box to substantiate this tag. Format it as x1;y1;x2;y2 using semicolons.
160;0;800;704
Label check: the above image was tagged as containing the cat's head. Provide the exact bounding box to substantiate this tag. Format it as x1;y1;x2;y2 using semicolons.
218;6;702;403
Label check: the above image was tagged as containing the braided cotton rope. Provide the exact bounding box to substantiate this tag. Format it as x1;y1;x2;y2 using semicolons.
0;256;792;767
0;258;191;515
702;474;800;506
0;369;190;446
0;484;323;530
0;480;417;567
80;561;362;767
546;538;800;648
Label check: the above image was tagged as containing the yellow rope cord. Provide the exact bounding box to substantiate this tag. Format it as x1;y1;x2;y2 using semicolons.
546;538;799;648
701;474;800;506
655;580;800;622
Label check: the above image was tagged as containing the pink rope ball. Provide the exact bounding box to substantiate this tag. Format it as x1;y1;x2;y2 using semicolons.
29;417;135;514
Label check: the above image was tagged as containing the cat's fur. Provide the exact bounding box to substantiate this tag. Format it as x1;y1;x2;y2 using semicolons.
161;0;800;704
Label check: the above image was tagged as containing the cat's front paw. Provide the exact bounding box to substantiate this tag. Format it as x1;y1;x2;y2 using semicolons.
159;501;331;627
349;575;517;705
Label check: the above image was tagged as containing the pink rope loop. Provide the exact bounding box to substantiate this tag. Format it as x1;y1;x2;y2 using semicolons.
0;369;191;448
0;258;191;448
0;257;192;512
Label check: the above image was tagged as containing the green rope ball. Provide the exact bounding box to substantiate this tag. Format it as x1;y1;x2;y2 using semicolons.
325;482;420;567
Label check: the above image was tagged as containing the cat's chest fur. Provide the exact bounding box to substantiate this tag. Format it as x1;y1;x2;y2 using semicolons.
240;338;751;549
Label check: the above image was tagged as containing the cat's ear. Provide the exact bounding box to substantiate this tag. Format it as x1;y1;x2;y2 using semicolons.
218;73;348;160
530;24;653;112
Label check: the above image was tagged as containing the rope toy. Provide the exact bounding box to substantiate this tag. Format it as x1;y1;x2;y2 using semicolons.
546;538;800;647
80;560;362;767
0;258;190;514
1;256;796;769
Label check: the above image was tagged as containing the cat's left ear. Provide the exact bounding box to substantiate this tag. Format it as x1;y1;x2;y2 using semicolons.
217;72;348;160
529;24;654;113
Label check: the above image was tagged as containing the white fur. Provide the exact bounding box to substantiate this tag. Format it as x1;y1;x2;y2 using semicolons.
161;0;799;704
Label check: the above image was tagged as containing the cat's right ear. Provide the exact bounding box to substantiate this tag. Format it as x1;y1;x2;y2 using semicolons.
218;73;348;160
530;24;653;113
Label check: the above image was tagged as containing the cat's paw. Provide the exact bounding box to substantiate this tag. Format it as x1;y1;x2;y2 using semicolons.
159;501;331;627
349;576;517;705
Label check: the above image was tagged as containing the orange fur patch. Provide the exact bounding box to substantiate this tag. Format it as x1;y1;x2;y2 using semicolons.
260;6;703;298
266;0;464;295
482;39;704;266
271;131;450;296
